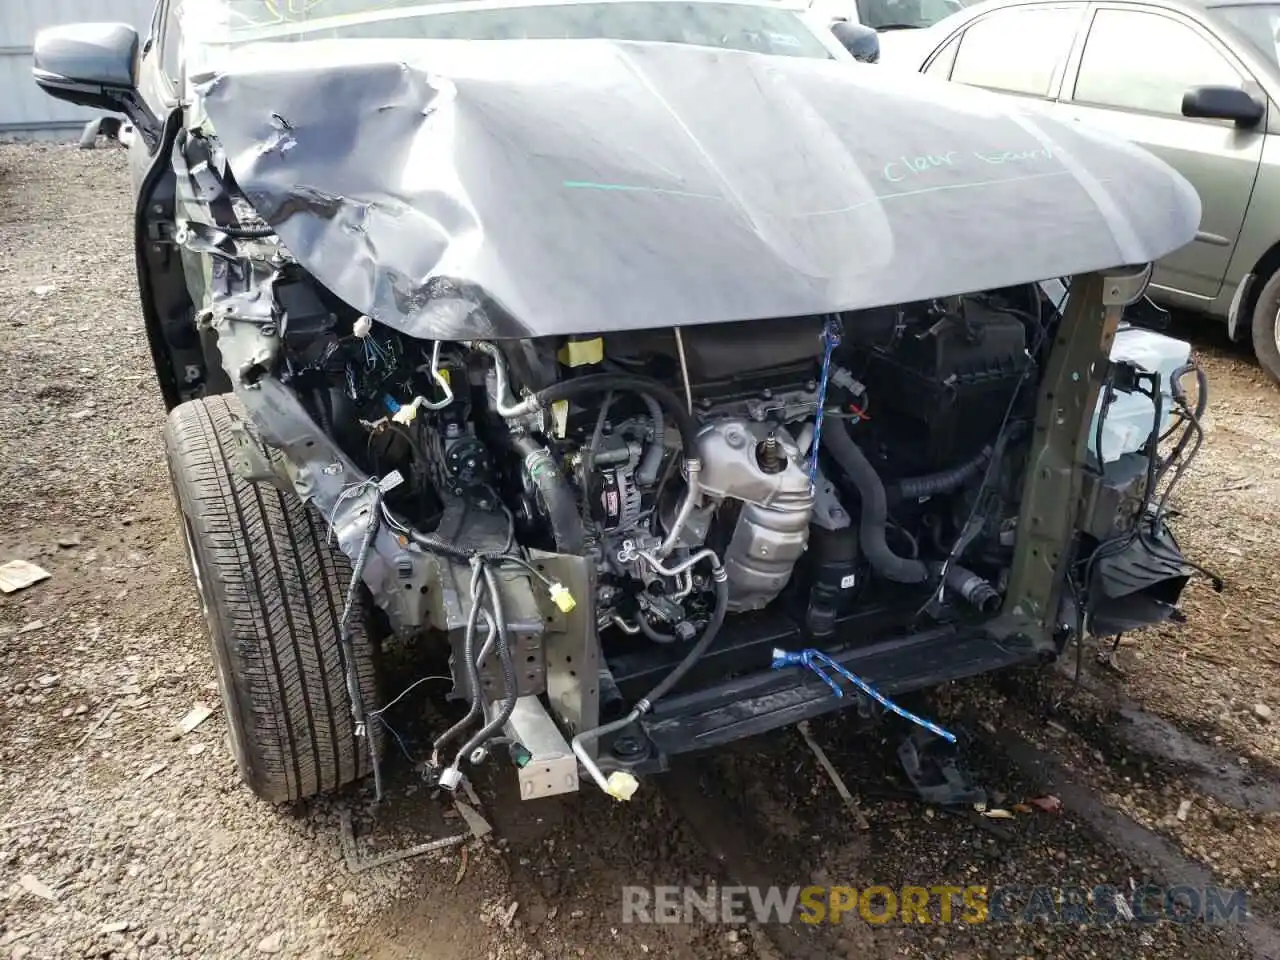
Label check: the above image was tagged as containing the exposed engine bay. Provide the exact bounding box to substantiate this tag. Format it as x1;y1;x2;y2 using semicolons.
277;279;1044;641
204;256;1206;800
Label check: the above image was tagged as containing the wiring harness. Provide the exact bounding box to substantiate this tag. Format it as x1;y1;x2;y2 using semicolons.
330;474;576;800
1066;356;1222;670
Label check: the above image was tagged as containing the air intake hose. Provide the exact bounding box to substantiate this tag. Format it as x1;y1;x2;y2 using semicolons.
823;423;930;584
890;445;993;501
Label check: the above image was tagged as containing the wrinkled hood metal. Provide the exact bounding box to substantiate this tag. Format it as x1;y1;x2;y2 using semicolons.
195;38;1200;340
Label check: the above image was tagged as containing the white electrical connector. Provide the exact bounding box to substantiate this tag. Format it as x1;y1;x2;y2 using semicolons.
391;397;424;425
353;315;373;339
831;365;866;398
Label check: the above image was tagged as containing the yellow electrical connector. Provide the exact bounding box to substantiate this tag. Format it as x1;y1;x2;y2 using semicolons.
557;337;604;368
606;771;639;801
548;582;576;613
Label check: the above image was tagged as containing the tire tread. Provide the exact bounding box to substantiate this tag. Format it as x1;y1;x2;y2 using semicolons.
163;395;379;802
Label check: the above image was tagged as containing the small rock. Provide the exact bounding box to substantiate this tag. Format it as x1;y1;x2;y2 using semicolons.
68;409;94;422
257;932;284;954
18;874;56;901
100;920;131;934
18;621;45;635
187;743;207;758
57;535;82;549
341;891;359;907
1176;799;1192;822
170;703;214;739
74;704;89;716
36;675;59;689
500;902;519;929
1254;703;1273;722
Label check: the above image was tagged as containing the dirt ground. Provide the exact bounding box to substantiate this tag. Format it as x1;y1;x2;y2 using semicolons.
1;143;1278;960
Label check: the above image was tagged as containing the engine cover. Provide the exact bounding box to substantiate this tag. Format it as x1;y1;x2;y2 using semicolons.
697;420;814;613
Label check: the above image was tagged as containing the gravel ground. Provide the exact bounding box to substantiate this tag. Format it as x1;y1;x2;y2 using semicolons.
1;142;1277;960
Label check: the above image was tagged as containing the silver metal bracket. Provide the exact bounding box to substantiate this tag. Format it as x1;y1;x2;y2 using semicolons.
531;551;600;757
502;696;580;799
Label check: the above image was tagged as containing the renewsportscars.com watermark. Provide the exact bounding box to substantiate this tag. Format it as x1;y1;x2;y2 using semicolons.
621;885;1248;926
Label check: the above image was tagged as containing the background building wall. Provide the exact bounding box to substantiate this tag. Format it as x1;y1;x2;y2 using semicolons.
1;0;156;139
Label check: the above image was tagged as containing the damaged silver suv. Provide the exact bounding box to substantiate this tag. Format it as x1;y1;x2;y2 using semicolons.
35;0;1214;806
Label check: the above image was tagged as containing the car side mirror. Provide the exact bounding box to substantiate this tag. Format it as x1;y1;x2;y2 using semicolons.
33;23;157;139
831;21;881;63
1181;85;1264;127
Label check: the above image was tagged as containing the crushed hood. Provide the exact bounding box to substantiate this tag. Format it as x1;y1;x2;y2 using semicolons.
195;38;1200;340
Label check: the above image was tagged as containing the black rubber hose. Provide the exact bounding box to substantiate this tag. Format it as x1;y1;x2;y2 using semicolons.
512;436;587;554
454;563;520;765
944;564;1001;614
823;422;930;584
430;569;490;761
636;611;677;645
528;373;699;461
891;445;993;501
632;392;666;487
639;570;729;708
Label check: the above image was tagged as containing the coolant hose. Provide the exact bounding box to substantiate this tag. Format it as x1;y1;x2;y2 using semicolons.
571;561;729;800
636;392;666;487
891;445;993;501
512;436;587;554
525;373;699;462
823;423;930;584
944;564;1001;614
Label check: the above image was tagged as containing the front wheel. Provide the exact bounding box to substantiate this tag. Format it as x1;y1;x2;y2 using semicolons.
164;395;381;802
1249;269;1280;385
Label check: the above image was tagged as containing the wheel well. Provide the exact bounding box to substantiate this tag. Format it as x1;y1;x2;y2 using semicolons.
1241;241;1280;341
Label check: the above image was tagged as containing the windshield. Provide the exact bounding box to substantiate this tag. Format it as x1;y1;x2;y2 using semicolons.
180;0;834;59
1210;4;1280;65
854;0;963;29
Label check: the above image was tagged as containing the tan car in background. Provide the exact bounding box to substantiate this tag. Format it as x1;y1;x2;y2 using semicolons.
879;0;1280;383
